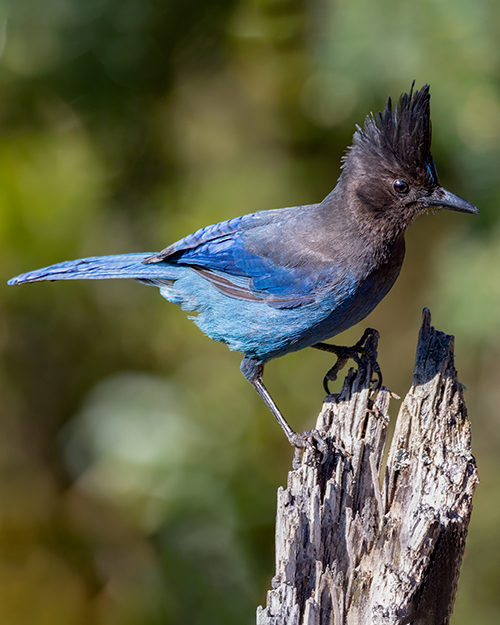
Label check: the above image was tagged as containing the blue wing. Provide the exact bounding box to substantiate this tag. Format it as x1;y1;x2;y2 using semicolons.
144;204;333;308
9;203;344;310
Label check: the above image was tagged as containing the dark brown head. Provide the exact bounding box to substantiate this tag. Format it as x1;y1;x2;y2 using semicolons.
340;84;477;234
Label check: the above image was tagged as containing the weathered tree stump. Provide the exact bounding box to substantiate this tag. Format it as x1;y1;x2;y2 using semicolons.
257;309;478;625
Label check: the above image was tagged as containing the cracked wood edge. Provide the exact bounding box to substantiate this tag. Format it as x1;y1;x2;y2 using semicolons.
257;309;478;625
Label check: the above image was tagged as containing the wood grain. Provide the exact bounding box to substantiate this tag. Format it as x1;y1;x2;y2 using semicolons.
257;309;478;625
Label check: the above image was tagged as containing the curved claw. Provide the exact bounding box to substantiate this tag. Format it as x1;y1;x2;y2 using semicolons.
322;350;362;394
290;429;328;467
313;328;383;395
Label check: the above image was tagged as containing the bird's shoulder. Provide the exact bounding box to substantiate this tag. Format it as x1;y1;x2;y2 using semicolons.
146;205;315;264
145;203;354;308
142;198;387;308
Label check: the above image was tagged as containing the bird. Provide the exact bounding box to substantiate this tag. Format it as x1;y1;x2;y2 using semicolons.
8;84;478;451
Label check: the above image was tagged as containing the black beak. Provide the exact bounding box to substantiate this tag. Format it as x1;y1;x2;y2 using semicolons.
424;187;478;215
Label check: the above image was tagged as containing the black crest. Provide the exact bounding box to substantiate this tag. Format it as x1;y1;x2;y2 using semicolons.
348;83;435;180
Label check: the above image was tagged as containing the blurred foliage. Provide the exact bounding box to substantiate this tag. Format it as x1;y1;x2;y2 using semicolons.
1;0;500;623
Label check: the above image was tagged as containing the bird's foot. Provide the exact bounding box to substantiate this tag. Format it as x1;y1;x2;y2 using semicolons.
290;429;328;469
313;328;382;395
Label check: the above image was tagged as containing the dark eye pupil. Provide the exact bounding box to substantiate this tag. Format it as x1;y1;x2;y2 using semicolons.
393;179;409;194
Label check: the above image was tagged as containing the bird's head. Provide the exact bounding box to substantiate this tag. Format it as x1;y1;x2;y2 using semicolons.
341;83;477;234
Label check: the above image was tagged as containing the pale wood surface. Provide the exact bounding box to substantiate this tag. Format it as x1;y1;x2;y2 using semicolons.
257;309;478;625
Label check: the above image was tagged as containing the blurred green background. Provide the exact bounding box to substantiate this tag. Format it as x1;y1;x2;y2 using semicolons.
1;0;499;623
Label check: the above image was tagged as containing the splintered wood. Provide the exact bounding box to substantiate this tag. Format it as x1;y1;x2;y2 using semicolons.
257;309;478;625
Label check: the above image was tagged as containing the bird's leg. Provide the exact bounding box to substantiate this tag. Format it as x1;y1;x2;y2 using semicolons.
240;357;327;464
312;328;382;394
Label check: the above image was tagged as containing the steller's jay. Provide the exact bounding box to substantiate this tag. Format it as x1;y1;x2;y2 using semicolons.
8;84;478;450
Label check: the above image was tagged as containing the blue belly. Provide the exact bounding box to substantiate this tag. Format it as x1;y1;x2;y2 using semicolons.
158;260;401;362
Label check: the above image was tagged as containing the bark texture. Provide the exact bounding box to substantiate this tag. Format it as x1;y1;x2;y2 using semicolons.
257;309;478;625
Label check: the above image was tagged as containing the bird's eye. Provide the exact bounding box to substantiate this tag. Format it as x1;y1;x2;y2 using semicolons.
392;179;410;194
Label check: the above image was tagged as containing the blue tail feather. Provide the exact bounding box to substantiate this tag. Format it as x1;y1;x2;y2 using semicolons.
7;253;179;285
